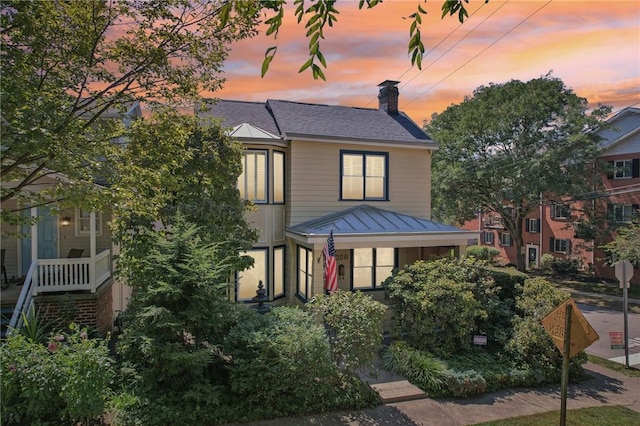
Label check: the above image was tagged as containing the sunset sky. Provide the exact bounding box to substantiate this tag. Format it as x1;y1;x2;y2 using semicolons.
214;0;640;125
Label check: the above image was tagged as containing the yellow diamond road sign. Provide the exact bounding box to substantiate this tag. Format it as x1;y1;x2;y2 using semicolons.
542;298;599;358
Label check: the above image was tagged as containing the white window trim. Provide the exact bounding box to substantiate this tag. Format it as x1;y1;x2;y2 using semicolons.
75;209;102;237
553;239;570;254
612;204;634;223
526;218;540;233
499;232;512;246
614;159;633;179
483;231;494;245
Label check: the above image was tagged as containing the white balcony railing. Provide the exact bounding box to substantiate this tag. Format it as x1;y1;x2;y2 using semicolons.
32;250;111;295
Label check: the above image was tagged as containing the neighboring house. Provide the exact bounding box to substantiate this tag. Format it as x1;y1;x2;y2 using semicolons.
0;103;142;336
461;107;640;283
199;80;478;304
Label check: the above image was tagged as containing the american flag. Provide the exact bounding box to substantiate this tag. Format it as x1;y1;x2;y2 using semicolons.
323;229;338;293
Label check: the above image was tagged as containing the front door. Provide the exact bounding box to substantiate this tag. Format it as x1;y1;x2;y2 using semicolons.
526;245;538;270
20;207;59;275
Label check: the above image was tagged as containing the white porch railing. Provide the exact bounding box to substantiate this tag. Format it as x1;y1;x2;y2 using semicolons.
33;249;112;295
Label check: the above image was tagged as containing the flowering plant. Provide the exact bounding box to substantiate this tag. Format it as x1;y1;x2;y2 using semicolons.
1;323;114;424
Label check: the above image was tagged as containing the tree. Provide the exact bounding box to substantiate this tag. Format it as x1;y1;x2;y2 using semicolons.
602;219;640;265
1;0;476;226
427;74;611;271
1;0;262;223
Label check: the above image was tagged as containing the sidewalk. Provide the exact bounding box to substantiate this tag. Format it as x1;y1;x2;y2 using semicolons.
233;362;640;426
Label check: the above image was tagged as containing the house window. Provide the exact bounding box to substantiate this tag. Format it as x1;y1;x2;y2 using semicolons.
481;231;494;245
238;150;267;203
297;246;313;301
273;246;285;298
526;218;540;233
237;249;267;301
609;204;638;223
551;204;569;220
499;232;512;246
352;247;394;290
341;151;388;201
273;151;285;204
551;238;571;254
614;160;633;179
75;209;102;236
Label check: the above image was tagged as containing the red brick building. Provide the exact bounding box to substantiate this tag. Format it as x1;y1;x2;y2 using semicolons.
461;107;640;283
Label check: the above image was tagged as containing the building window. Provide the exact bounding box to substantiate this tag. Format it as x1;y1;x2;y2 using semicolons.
551;238;571;254
481;231;494;245
526;218;540;233
614;160;633;179
75;209;102;236
499;232;512;246
238;150;267;203
273;246;285;298
297;246;313;301
352;247;394;290
551;203;569;220
608;204;638;224
273;151;285;204
340;151;388;201
237;249;267;301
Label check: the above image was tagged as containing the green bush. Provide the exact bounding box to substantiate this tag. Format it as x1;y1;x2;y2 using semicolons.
445;370;487;397
221;306;363;422
1;324;114;425
385;258;513;357
466;245;500;262
540;253;555;271
539;254;580;274
382;341;449;393
307;290;386;374
505;278;586;384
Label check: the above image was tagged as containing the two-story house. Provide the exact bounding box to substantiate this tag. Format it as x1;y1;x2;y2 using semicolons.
200;81;477;304
462;107;639;283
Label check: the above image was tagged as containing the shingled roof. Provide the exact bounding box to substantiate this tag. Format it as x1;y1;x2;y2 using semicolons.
199;83;434;145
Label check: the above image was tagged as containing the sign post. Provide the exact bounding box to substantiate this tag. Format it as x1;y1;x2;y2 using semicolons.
615;259;633;368
542;298;599;426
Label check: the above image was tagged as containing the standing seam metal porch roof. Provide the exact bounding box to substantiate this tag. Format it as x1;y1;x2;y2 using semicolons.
287;205;469;236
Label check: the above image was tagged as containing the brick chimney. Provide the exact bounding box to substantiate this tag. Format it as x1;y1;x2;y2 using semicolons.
378;80;400;115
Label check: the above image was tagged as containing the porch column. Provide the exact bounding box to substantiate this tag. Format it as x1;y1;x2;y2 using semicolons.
30;206;38;294
90;211;97;293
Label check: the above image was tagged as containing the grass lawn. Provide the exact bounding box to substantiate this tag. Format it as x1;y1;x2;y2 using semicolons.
543;273;640;300
588;354;640;378
472;405;640;426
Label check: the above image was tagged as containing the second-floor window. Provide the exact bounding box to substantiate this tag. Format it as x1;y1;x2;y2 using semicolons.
526;218;540;233
341;151;388;201
273;151;285;204
551;203;569;220
608;204;639;223
239;150;267;203
608;158;639;180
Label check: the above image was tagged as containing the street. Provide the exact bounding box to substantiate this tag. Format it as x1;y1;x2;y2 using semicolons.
578;303;640;368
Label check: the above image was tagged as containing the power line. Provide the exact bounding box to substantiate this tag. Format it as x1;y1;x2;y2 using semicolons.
402;0;553;109
364;1;490;107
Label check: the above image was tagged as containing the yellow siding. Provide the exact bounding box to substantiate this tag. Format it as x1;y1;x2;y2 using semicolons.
288;140;432;225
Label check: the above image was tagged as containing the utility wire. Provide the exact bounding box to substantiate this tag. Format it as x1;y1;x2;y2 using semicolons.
364;1;490;107
402;0;553;109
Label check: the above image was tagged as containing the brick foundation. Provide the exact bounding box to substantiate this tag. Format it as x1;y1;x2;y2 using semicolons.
35;280;114;336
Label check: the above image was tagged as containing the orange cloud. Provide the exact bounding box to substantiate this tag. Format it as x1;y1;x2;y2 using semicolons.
216;1;640;123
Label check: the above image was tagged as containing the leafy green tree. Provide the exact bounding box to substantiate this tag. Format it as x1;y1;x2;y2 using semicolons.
602;219;640;265
1;0;261;223
116;213;247;424
427;75;611;271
